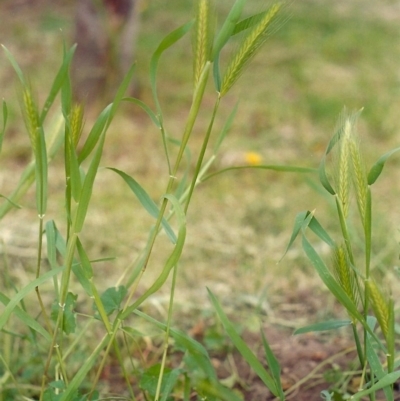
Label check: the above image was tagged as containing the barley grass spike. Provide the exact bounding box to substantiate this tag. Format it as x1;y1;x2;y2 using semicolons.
193;0;214;86
220;3;281;97
22;87;39;154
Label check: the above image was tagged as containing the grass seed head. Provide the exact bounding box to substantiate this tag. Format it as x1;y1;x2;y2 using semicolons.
220;3;282;96
22;87;39;154
349;135;368;224
333;244;359;311
335;119;351;217
70;103;84;148
366;279;389;338
193;0;214;86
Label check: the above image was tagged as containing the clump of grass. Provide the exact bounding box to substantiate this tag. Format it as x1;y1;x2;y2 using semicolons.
0;2;298;400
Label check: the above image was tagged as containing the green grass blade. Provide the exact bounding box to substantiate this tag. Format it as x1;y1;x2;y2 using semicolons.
261;329;284;401
0;113;64;219
213;102;238;154
367;146;400;185
107;167;177;244
350;371;400;400
365;316;394;401
202;164;316;182
0;266;64;331
78;104;111;164
196;379;243;401
0;99;7;153
123;97;161;128
35;127;48;216
39;44;76;124
208;288;279;397
0;292;51;341
294;319;352;335
134;309;218;380
1;45;26;85
60;333;111;401
108;62;136;123
150;21;194;117
120;194;186;318
73;133;105;233
45;220;58;269
280;210;310;261
212;0;246;60
301;233;363;322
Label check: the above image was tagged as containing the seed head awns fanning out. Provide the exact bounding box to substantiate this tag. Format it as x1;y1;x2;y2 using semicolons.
219;3;282;97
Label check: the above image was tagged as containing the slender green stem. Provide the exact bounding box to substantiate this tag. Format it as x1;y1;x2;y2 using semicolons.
184;97;220;213
155;263;179;401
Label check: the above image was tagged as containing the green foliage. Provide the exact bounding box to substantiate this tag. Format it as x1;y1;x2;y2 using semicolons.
1;2;399;400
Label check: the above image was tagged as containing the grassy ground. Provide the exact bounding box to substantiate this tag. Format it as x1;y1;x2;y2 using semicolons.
1;0;400;319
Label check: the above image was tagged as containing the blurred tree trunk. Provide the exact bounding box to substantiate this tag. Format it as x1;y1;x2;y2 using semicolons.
71;0;140;106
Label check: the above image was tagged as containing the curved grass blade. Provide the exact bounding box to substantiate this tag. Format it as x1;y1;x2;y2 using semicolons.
0;194;21;209
120;194;185;319
123;97;161;129
73;133;105;233
134;309;217;380
212;0;246;60
294;320;352;335
202;164;316;182
208;288;279;397
0;266;64;331
301;233;363;322
150;21;194;117
107;167;177;244
1;45;26;86
349;371;400;400
0;114;64;219
39;44;76;124
261;329;284;401
367;146;400;185
0;293;51;341
78;104;111;164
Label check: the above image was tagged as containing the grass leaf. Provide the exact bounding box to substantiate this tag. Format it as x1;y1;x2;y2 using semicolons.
212;0;246;60
150;21;194;117
367;146;400;185
1;45;26;86
107;167;177;244
294;319;352;335
123;97;161;128
39;44;76;124
202;164;316;182
0;266;64;332
208;288;279;397
261;329;284;401
0;99;7;153
0;292;51;341
120;193;186;318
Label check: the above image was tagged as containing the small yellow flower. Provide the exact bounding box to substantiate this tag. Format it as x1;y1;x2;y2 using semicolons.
244;151;263;166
